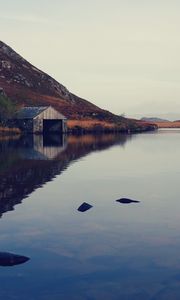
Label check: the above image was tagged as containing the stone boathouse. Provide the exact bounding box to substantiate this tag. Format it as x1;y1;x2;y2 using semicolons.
10;106;67;134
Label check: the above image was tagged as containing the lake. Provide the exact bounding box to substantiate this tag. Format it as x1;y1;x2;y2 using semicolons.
0;129;180;300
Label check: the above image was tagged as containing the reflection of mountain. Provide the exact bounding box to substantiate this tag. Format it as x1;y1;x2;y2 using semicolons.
0;134;132;217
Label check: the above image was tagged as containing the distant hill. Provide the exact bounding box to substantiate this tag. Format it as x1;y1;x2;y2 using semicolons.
141;117;170;123
140;117;180;128
0;41;156;132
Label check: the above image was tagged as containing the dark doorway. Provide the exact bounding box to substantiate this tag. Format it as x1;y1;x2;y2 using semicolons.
43;134;63;147
43;120;62;133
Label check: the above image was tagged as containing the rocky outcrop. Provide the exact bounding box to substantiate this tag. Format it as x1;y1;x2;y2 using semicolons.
116;198;140;204
0;41;73;101
77;202;93;212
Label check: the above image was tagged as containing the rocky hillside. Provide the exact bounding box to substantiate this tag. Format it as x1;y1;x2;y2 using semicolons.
0;41;76;100
0;41;156;132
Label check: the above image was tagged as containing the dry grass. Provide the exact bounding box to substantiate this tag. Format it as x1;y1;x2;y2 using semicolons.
67;119;116;131
153;121;180;128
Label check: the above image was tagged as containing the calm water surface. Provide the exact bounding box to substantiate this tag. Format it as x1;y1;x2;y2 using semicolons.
0;130;180;299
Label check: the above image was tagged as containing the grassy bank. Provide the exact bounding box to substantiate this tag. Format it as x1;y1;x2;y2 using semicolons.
67;120;117;133
152;121;180;128
67;119;157;133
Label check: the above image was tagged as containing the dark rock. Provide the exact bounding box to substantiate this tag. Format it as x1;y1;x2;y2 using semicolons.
77;202;93;212
0;252;30;266
116;198;140;204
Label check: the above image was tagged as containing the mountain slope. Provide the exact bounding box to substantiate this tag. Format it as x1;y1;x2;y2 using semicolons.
0;41;101;118
0;41;156;132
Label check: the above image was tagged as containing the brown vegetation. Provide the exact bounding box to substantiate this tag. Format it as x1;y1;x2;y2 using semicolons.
0;126;20;135
0;41;157;133
150;121;180;128
67;119;116;133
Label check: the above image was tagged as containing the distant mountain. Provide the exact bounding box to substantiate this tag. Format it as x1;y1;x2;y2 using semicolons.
141;116;180;128
130;113;180;122
0;41;155;132
141;117;171;123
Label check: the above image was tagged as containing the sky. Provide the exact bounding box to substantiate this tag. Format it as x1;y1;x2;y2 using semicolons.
1;0;180;118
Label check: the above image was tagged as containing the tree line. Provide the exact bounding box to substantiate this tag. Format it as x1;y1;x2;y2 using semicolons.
0;94;17;125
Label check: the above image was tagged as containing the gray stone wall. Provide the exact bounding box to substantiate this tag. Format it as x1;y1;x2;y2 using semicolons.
7;119;34;133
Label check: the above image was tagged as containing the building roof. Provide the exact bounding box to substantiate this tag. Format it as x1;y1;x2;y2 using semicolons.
15;106;67;120
15;106;48;119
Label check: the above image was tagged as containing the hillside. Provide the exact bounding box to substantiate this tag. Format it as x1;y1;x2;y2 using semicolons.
0;41;156;132
141;117;170;123
141;116;180;128
150;121;180;128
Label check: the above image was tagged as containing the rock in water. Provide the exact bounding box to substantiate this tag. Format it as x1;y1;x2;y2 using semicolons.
0;252;30;266
77;202;93;212
116;198;140;204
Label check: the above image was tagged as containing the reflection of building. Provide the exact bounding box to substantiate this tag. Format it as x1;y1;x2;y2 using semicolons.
0;134;132;218
5;134;67;160
34;135;67;160
20;134;67;160
9;106;67;134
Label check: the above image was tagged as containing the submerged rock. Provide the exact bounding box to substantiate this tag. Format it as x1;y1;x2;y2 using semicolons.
77;202;93;212
116;198;140;204
0;252;30;267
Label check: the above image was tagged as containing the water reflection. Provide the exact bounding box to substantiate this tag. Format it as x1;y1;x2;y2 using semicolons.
0;133;132;218
0;134;67;160
0;130;180;299
0;252;30;267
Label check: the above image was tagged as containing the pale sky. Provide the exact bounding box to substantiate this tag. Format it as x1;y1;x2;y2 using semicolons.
1;0;180;118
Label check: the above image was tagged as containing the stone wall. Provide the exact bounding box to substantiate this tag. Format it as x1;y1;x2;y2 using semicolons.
7;119;34;133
